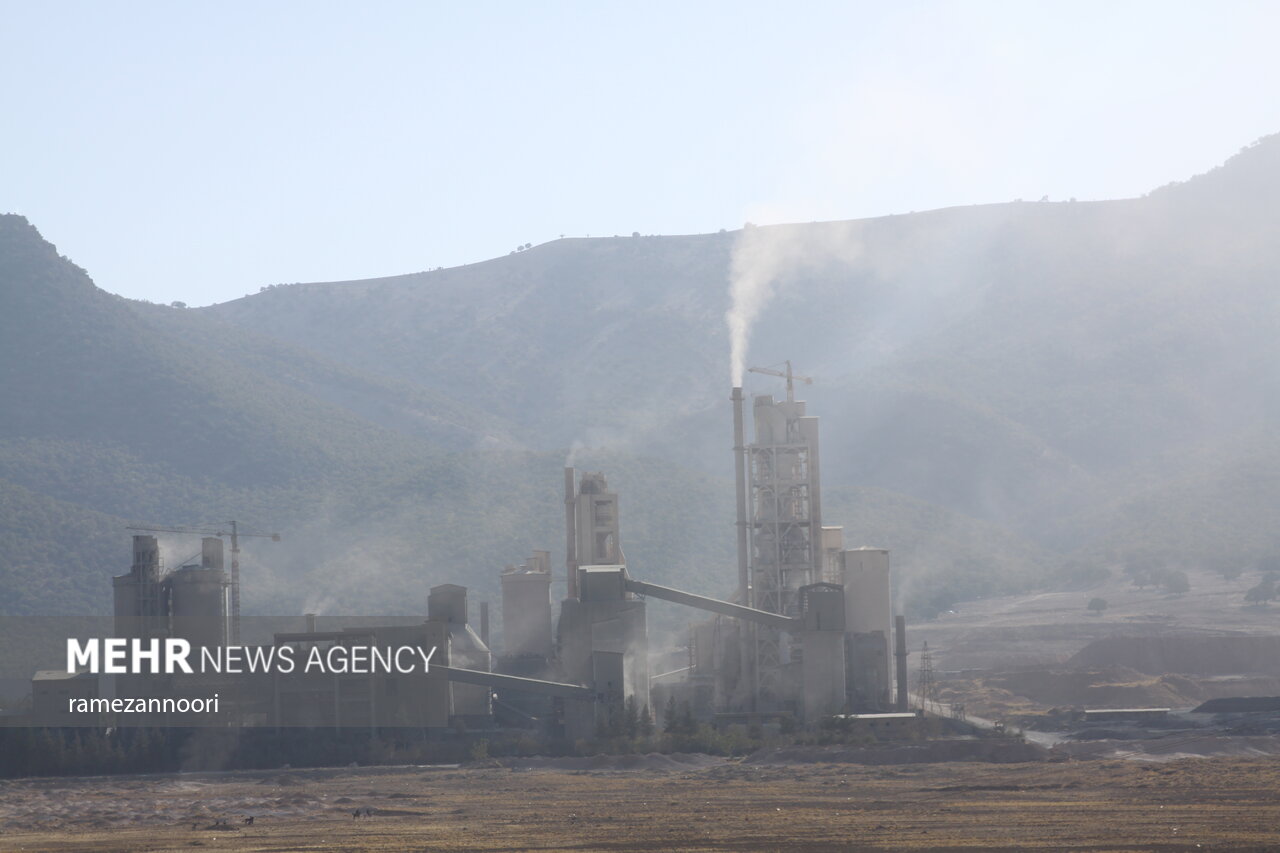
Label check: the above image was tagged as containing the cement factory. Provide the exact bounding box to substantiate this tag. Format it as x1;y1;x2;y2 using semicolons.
31;373;910;738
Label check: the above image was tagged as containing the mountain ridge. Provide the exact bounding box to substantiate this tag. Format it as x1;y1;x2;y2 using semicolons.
3;135;1279;681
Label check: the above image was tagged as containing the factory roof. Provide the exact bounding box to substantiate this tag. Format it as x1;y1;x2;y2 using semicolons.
32;670;94;681
502;565;549;575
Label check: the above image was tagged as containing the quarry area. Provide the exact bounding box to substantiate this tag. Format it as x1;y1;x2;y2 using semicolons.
4;756;1280;852
908;568;1280;752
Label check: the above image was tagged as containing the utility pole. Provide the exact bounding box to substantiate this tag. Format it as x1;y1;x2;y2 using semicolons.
918;641;938;715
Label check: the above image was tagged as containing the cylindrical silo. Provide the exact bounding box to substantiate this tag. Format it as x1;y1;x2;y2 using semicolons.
168;566;229;650
201;536;224;569
501;567;553;658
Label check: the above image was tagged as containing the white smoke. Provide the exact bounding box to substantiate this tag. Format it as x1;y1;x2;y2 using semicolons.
725;221;864;385
565;438;587;468
302;593;336;617
725;225;784;387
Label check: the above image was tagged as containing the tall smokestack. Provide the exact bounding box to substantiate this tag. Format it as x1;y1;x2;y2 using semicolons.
894;614;909;712
305;612;317;633
480;601;490;648
732;386;758;710
564;467;579;600
732;387;749;607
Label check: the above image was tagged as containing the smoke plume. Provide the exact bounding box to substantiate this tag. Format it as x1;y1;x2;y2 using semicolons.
725;222;864;385
725;225;784;387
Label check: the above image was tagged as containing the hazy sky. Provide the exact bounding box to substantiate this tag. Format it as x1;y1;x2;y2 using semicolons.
4;1;1278;306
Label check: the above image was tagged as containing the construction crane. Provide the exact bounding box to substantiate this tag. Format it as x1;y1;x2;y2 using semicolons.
747;360;812;403
125;521;281;644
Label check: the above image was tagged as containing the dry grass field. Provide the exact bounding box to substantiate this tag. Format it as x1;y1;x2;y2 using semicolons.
3;755;1280;852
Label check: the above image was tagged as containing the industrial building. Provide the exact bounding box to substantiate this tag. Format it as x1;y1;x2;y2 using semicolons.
38;374;907;738
112;535;231;650
622;378;906;726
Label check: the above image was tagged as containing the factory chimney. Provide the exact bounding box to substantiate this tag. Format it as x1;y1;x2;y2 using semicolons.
564;467;579;599
305;613;317;633
894;614;909;712
731;387;750;608
731;386;759;710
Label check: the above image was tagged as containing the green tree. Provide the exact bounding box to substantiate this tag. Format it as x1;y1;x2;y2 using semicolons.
1219;564;1245;582
638;704;654;737
1088;597;1108;614
678;700;696;735
1124;553;1160;590
623;695;640;739
663;695;679;734
1245;577;1277;604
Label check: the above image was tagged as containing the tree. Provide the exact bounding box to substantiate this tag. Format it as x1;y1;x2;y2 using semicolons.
1124;553;1160;590
623;695;640;738
1219;564;1245;582
1245;577;1277;605
1087;597;1108;614
678;700;696;735
663;695;679;734
638;704;654;737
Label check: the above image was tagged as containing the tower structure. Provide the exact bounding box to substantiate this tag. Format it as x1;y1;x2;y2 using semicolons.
113;535;168;639
557;469;649;728
168;538;231;649
918;641;938;714
574;472;623;567
501;551;553;660
745;378;823;709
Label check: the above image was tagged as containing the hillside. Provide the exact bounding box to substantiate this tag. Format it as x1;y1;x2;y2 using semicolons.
0;216;438;489
203;135;1280;568
0;215;1048;680
5;136;1280;681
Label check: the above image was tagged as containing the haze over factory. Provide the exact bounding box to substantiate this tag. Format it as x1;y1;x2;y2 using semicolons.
27;366;913;740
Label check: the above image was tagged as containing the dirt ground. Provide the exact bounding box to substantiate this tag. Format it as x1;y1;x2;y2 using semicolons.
900;566;1280;722
911;566;1279;673
3;755;1280;852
